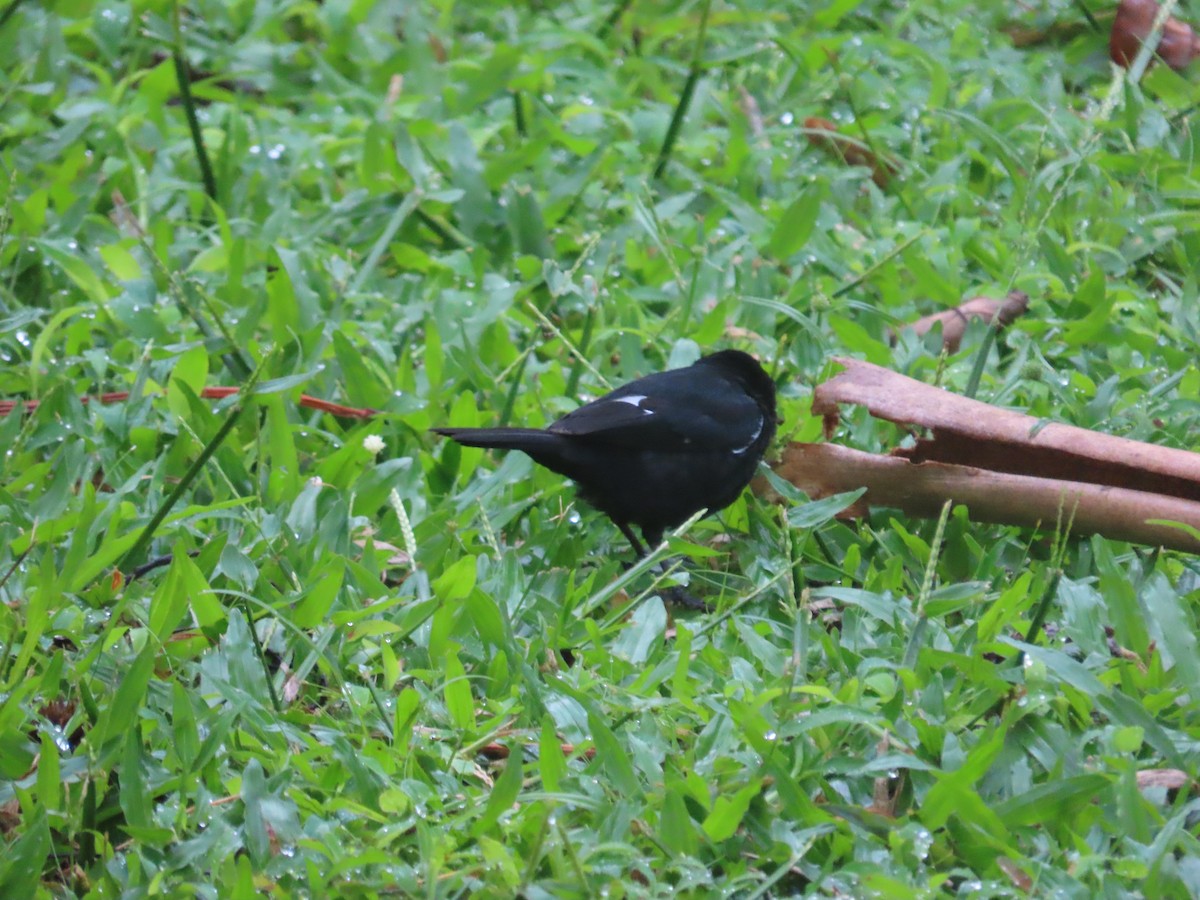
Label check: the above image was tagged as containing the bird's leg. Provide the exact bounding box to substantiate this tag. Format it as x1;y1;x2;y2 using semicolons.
640;528;710;612
617;522;649;559
614;522;708;610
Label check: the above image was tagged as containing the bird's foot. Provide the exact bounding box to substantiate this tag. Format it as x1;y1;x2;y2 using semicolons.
658;585;711;612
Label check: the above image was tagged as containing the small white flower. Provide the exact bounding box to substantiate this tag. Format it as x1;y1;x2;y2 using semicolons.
363;434;385;454
307;476;324;489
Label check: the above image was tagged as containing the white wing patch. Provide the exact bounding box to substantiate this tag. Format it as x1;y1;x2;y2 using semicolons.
731;415;764;455
615;394;654;415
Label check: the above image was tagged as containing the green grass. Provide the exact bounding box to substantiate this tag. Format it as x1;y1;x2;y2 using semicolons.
3;0;1200;896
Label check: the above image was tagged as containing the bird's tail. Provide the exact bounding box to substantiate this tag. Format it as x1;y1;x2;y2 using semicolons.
431;426;562;453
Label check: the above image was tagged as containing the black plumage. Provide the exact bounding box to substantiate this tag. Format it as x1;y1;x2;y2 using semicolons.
433;350;777;562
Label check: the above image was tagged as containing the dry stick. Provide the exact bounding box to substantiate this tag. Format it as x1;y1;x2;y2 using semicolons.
814;358;1200;495
1;388;375;418
651;0;713;180
172;2;218;201
775;443;1200;553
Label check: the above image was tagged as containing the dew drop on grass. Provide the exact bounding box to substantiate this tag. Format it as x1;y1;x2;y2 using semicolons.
913;827;932;859
15;331;30;346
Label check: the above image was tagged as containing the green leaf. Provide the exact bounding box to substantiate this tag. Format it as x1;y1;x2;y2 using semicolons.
538;718;565;794
787;488;867;528
0;809;50;897
434;555;477;602
92;641;157;759
444;651;475;731
167;345;209;419
29;303;88;393
1142;573;1200;696
703;780;761;842
120;724;150;831
767;185;824;259
149;546;209;641
293;559;345;629
472;751;522;836
992;774;1111;827
587;712;639;798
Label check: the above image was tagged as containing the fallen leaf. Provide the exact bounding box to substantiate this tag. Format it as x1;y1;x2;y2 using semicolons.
1111;0;1200;71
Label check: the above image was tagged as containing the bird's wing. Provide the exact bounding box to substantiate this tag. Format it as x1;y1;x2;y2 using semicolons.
548;368;765;452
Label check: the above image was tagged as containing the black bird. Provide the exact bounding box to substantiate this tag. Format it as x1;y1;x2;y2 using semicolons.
433;349;777;570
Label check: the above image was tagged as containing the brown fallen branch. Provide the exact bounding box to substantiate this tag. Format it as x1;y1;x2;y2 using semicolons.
776;443;1200;553
0;387;378;419
774;358;1200;553
803;117;895;189
815;358;1200;499
1136;769;1193;794
1111;0;1200;70
892;290;1029;353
